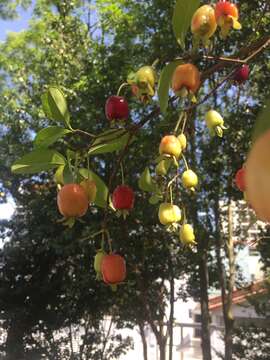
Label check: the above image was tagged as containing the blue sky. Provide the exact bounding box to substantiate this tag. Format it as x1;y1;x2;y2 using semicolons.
0;4;32;41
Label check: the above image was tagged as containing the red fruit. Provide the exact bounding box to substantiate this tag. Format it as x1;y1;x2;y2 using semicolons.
215;1;239;20
57;184;88;218
105;96;129;121
233;65;249;83
112;185;134;210
235;168;246;192
101;254;126;284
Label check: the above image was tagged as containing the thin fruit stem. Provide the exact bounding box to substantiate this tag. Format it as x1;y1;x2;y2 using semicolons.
181;112;187;133
174;111;185;134
117;83;129;96
183;207;187;224
182;154;189;170
120;162;125;185
74;152;79;183
87;155;90;180
170;186;173;205
151;58;159;68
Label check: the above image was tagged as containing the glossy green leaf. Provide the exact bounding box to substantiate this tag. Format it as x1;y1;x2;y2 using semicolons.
252;98;270;142
89;129;134;155
11;149;66;174
158;60;183;114
34;126;72;148
172;0;200;49
42;86;71;128
138;167;157;192
79;168;108;208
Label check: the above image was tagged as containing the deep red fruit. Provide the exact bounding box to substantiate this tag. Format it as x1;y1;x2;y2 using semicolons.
105;96;129;121
101;254;126;284
233;65;249;83
112;185;134;210
235;167;246;192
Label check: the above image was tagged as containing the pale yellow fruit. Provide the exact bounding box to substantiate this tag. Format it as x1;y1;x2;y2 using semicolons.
182;170;198;189
158;203;181;225
180;224;196;245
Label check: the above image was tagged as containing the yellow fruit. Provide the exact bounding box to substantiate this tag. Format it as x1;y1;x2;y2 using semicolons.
182;170;198;189
205;110;226;137
159;135;182;159
178;133;187;151
191;5;217;43
158;203;181;225
80;179;97;203
180;224;196;245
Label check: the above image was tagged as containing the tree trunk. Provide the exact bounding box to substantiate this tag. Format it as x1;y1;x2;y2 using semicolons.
168;268;174;360
199;250;212;360
224;203;235;360
139;322;148;360
6;320;25;360
158;337;167;360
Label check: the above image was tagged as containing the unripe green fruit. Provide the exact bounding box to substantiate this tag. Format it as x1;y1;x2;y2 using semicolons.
205;110;223;128
155;159;171;176
182;170;198;189
94;250;106;274
158;203;181;225
177;133;187;151
180;224;196;245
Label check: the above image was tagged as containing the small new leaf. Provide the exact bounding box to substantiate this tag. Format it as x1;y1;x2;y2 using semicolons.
138;167;157;192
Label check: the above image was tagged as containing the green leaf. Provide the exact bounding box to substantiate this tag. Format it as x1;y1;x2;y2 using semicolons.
42;86;71;128
252;99;270;142
158;60;183;114
34;126;72;148
89;129;135;155
11;149;66;174
172;0;200;49
138;167;157;192
79;168;108;208
149;194;163;205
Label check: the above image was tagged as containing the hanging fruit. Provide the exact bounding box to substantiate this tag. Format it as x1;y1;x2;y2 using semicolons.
182;170;198;191
112;185;135;217
94;249;107;280
215;1;241;39
233;64;249;84
105;96;129;122
172;64;201;99
158;203;181;228
191;5;217;46
57;184;88;218
128;65;157;103
159;135;182;160
205;109;227;137
101;254;126;285
179;224;196;246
